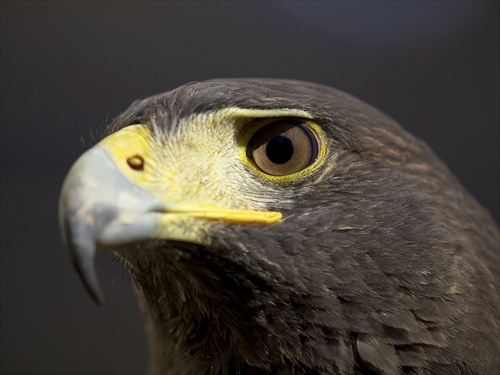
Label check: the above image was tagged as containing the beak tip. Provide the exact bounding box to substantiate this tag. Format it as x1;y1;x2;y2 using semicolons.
74;262;105;305
61;212;106;305
89;286;105;306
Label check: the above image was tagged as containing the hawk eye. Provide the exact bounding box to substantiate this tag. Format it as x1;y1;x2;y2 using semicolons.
248;121;319;176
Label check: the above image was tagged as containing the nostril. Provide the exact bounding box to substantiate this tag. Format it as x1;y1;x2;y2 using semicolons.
127;155;145;171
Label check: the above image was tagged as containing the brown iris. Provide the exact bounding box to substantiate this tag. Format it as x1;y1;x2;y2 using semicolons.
248;121;319;176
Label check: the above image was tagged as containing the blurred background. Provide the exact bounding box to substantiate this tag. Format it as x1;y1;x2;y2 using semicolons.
1;2;498;374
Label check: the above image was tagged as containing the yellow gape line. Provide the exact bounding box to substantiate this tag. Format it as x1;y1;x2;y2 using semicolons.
162;206;282;224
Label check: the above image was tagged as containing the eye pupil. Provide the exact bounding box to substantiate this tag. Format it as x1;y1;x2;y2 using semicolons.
266;135;294;164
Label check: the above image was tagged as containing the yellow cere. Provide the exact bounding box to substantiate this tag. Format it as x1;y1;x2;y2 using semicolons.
93;107;328;230
97;124;153;187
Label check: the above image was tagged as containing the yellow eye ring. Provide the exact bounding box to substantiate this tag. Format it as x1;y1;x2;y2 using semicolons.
242;119;327;183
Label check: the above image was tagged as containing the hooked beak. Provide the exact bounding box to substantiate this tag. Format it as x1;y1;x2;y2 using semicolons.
59;147;165;304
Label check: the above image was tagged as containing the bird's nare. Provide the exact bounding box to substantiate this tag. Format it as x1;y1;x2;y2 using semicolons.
59;79;499;375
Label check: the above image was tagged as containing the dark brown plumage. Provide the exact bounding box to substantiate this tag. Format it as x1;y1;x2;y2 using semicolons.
60;79;499;374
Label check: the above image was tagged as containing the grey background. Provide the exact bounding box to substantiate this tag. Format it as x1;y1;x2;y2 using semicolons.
1;2;498;374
